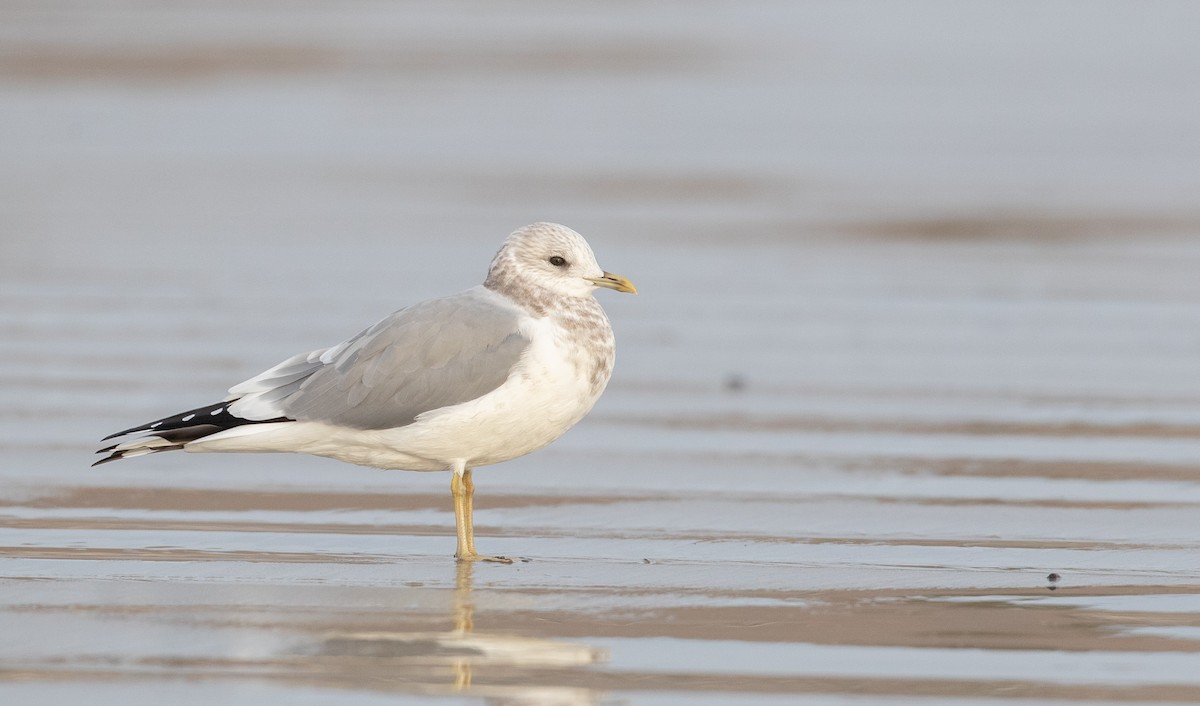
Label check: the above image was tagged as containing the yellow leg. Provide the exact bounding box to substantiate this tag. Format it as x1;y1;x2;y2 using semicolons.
451;468;512;563
462;469;478;556
451;470;472;560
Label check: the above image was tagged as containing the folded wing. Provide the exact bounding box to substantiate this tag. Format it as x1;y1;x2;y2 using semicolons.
228;286;531;430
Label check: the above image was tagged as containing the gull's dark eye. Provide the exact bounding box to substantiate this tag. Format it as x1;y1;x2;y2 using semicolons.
548;255;568;267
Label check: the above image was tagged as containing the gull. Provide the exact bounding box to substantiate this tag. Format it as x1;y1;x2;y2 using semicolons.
94;223;637;562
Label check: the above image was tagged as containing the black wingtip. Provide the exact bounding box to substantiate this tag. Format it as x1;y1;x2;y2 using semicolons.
99;401;229;441
95;401;294;468
102;425;151;441
98;401;292;445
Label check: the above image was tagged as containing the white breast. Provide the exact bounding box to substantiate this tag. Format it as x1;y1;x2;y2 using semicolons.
377;312;609;469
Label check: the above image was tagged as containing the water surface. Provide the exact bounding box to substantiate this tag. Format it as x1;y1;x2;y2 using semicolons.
3;2;1200;703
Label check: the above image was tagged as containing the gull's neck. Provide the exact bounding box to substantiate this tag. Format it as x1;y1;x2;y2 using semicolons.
484;267;615;397
484;265;590;319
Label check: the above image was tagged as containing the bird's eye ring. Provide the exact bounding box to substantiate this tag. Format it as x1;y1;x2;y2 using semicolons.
549;256;567;267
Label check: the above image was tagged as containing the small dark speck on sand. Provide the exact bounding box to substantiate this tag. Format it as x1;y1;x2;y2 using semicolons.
724;374;747;392
1046;572;1062;590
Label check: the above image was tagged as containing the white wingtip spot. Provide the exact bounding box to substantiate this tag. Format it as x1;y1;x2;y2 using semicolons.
150;421;162;428
182;414;195;422
119;448;158;459
211;408;224;415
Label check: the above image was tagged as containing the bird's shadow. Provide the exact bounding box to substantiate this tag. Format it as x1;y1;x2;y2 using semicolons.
305;561;608;702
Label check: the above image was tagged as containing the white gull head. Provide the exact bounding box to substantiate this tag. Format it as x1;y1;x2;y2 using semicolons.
485;222;637;304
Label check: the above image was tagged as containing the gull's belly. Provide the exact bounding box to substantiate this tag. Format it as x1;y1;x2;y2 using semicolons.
375;354;602;469
198;370;598;471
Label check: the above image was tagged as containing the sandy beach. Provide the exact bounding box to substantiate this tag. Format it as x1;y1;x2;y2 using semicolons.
3;2;1200;703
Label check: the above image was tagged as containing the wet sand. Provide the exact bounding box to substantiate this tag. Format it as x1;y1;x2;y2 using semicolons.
4;2;1200;704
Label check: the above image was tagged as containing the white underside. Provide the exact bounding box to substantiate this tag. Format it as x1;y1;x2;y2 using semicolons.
183;315;606;471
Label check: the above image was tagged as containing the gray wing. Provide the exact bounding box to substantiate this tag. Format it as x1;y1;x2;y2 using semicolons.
226;287;531;430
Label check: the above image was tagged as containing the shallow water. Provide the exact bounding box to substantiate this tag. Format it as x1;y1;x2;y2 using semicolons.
4;2;1200;704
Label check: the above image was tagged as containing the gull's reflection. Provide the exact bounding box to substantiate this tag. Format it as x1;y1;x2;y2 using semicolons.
317;562;607;703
